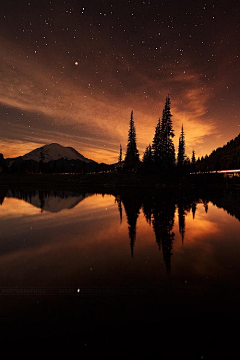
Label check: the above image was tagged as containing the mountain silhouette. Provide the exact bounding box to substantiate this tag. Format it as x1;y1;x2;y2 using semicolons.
4;143;113;174
10;143;93;163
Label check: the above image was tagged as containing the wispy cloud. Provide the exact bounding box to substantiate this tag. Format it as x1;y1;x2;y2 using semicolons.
0;35;220;161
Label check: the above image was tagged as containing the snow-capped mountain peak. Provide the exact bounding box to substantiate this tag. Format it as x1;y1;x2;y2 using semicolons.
21;143;93;163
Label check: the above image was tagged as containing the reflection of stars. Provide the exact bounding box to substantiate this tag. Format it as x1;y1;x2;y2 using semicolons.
74;61;79;66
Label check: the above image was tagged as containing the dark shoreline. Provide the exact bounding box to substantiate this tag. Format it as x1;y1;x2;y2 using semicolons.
0;172;239;193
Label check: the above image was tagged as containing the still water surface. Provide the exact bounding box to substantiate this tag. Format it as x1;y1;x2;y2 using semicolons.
0;189;240;353
0;189;239;288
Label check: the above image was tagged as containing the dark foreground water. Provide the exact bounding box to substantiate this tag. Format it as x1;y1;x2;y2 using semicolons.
0;188;240;356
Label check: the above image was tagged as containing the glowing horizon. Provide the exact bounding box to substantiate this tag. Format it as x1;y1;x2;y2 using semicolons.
0;1;240;164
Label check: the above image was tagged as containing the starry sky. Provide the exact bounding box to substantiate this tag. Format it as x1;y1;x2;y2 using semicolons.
0;0;240;164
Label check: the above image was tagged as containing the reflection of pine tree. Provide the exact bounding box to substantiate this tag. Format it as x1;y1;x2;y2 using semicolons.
150;195;176;273
202;198;209;213
115;195;123;224
121;196;142;257
114;191;219;273
191;202;197;219
39;191;45;213
203;201;208;213
0;189;7;205
142;198;152;225
162;232;175;274
177;198;186;244
0;195;4;205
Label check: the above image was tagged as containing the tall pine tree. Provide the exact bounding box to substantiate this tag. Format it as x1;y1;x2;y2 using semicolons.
191;149;196;172
177;124;185;167
161;95;175;169
118;144;122;163
124;110;140;170
152;95;175;171
117;144;123;171
191;150;196;164
152;118;163;167
142;144;153;171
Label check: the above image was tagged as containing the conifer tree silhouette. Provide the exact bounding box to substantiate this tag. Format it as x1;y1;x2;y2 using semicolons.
142;144;153;172
152;95;175;172
177;124;186;168
161;95;175;169
124;111;140;171
152;118;163;168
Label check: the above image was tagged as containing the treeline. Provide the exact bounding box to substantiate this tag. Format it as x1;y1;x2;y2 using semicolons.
195;133;240;171
117;95;195;176
117;96;240;175
0;155;113;174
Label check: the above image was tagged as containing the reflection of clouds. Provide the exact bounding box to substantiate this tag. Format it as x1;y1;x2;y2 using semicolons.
172;203;240;275
0;194;114;217
174;205;221;248
0;194;116;235
0;198;40;218
0;194;239;285
0;195;126;286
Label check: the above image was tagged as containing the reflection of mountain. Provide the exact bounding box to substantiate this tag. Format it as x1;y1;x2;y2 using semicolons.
5;190;92;213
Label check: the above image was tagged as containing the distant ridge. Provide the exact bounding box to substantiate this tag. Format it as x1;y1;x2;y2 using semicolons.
198;133;240;171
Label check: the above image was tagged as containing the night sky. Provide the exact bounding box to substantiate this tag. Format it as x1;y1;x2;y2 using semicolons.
0;0;240;164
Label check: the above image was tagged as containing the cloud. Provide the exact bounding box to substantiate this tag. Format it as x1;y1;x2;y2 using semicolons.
0;34;221;162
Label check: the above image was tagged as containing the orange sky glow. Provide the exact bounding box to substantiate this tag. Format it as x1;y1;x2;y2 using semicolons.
0;1;239;163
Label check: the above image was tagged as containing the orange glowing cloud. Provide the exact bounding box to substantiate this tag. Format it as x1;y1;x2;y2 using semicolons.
0;35;221;162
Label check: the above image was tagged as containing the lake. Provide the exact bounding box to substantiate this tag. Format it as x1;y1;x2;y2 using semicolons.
0;188;240;356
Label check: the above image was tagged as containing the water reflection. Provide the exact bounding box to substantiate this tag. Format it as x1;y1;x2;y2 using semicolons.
1;189;91;213
116;190;240;273
0;189;239;352
116;193;204;273
0;188;239;284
